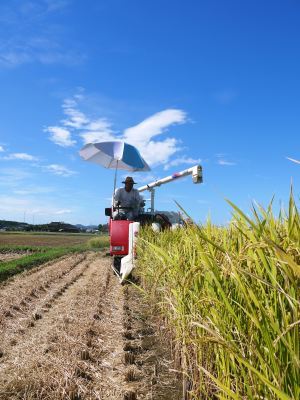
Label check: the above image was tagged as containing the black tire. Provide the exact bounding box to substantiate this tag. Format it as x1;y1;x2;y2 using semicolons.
113;256;121;273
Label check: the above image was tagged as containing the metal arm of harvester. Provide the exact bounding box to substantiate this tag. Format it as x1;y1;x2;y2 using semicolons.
137;165;203;213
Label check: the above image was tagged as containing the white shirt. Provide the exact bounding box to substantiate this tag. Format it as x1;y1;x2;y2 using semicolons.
114;187;143;216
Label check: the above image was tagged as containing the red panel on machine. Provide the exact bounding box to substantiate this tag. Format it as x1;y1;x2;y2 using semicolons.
110;220;131;255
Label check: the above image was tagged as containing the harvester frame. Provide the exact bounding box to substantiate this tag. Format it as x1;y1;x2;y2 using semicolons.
106;165;203;282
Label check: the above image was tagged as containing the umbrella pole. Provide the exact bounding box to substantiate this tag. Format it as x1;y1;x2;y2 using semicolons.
113;160;119;202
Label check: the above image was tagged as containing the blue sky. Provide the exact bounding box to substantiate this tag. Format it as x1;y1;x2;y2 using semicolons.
0;0;299;225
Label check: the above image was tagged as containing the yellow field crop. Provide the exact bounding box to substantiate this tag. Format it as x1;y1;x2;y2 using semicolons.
137;192;299;399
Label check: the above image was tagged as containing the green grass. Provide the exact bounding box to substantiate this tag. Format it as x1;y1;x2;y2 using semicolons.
137;192;299;399
0;246;83;282
0;236;109;282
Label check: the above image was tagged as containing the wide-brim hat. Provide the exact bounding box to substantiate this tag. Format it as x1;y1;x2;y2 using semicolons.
122;176;137;184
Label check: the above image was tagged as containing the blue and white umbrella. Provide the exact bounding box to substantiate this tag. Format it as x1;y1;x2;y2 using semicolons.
79;141;150;172
79;141;150;195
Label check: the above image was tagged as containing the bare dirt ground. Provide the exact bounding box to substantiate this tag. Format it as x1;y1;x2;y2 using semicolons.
0;233;96;247
0;252;33;262
0;251;181;400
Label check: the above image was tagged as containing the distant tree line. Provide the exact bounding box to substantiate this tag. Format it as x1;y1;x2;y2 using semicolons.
0;220;108;233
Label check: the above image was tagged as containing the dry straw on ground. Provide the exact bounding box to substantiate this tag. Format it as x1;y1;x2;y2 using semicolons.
0;250;180;399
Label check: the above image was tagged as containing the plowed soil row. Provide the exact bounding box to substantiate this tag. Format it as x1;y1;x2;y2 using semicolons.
0;252;181;400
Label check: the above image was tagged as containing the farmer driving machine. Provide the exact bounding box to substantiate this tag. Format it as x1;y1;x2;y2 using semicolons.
79;141;203;282
106;165;203;281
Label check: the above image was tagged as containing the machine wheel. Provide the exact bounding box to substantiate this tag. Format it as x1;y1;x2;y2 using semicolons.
154;213;172;230
113;256;121;274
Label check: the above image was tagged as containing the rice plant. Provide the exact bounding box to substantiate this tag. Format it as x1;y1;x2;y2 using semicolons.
137;192;299;399
86;235;109;249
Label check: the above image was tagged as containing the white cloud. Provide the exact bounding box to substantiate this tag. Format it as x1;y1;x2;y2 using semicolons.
139;138;179;166
80;130;115;144
80;119;115;144
3;152;38;161
286;157;300;165
163;156;201;170
215;153;236;166
0;196;30;211
0;51;31;67
53;209;72;215
124;109;187;145
46;96;115;147
0;1;84;68
62;98;89;128
218;159;236;166
85;119;111;131
0;194;73;223
47;93;194;168
45;126;76;147
0;38;84;68
121;109;188;166
19;0;69;17
45;164;76;177
0;168;33;186
0;145;4;152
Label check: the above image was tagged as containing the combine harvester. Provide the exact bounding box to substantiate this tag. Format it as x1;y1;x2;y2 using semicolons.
80;141;203;282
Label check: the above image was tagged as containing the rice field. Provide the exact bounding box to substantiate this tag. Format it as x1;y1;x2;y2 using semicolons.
0;232;99;247
137;193;300;399
0;233;109;282
0;246;179;399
